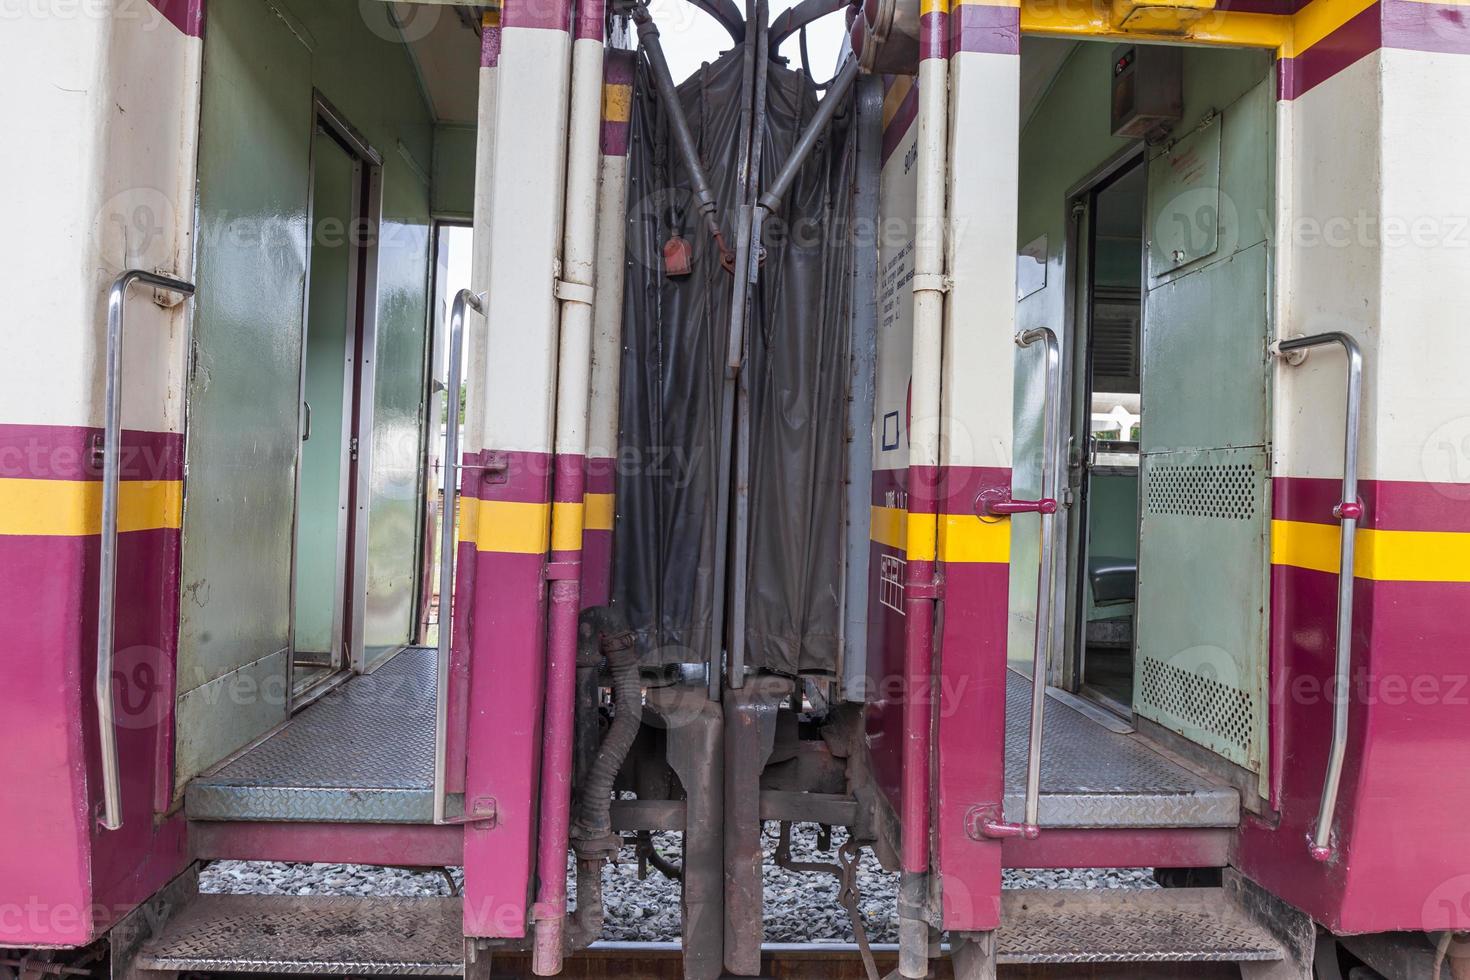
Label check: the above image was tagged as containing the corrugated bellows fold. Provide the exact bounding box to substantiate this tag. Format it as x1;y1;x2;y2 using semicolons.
613;49;857;677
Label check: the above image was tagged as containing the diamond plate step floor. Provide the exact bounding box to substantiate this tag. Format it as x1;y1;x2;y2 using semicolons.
1004;669;1240;828
996;887;1286;964
186;647;438;823
135;894;465;975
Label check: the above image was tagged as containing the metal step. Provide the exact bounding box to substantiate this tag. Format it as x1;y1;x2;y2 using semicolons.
996;887;1287;964
186;647;439;824
133;894;465;975
1003;670;1240;829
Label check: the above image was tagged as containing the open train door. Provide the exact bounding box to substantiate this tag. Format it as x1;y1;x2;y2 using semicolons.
1130;69;1276;796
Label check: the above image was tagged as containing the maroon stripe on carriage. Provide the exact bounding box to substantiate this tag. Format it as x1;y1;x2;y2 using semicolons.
459;448;555;504
574;0;606;40
585;455;617;495
503;0;572;32
919;8;949;60
0;524;183;944
1382;0;1470;55
551;453;586;505
1273;475;1470;532
1278;1;1381;100
950;2;1020;55
483;24;502;67
148;0;204;37
0;423;183;482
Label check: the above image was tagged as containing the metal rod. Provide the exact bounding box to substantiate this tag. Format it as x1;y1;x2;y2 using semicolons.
707;0;765;699
1276;331;1363;862
433;288;486;826
755;58;859;215
633;6;733;267
1018;327;1061;832
97;269;195;832
726;1;769;691
770;0;851;45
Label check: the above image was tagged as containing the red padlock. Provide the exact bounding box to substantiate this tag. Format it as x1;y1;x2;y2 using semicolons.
662;234;693;277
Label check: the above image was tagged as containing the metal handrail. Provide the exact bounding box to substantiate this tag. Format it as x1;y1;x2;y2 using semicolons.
975;327;1060;839
433;289;486;825
97;270;195;831
1276;331;1364;862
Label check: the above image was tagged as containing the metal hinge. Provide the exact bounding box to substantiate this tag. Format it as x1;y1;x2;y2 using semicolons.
349;436;360;461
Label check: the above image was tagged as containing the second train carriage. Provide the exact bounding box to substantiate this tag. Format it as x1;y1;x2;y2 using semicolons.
2;0;1470;976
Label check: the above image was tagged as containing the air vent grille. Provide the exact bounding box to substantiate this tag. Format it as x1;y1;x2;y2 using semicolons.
1144;462;1258;521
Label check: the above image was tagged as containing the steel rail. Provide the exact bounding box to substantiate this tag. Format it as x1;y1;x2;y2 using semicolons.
432;288;486;826
1275;331;1364;863
96;269;195;832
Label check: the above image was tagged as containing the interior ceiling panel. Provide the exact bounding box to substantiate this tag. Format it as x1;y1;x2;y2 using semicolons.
391;2;485;124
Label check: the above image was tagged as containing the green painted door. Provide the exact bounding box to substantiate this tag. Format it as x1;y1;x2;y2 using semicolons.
174;0;311;791
1134;67;1274;789
293;130;357;660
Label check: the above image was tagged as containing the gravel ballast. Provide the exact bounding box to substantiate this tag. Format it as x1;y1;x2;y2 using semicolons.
199;825;1156;944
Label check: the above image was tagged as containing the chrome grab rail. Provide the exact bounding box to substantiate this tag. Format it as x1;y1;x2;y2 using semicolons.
97;270;195;831
433;289;486;825
1275;331;1364;863
976;327;1060;839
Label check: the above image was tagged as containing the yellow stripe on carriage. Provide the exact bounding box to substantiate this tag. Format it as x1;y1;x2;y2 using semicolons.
0;478;182;536
938;513;1011;564
1010;0;1391;60
1271;519;1470;583
870;506;1011;564
584;492;615;532
602;83;632;124
1284;0;1377;57
459;497;553;555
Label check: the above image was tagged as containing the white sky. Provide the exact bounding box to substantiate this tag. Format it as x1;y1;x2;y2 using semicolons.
648;0;847;83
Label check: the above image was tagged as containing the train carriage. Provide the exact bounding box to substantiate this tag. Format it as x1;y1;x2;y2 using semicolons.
2;0;1469;976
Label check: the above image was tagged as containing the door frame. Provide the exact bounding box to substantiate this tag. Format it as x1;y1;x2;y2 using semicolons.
287;91;384;708
412;219;466;644
1057;142;1147;701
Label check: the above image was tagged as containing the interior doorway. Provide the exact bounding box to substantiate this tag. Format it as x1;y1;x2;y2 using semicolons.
290;98;382;701
1072;157;1145;715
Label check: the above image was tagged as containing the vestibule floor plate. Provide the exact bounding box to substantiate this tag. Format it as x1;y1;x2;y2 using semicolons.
1004;670;1239;828
996;888;1283;963
186;647;438;823
135;894;464;975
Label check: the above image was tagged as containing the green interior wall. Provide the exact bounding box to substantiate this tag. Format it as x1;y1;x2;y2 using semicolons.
1009;41;1272;676
432;123;477;220
177;0;436;789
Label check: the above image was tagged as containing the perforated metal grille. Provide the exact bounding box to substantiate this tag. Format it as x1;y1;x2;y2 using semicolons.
1144;462;1259;520
1137;654;1254;756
